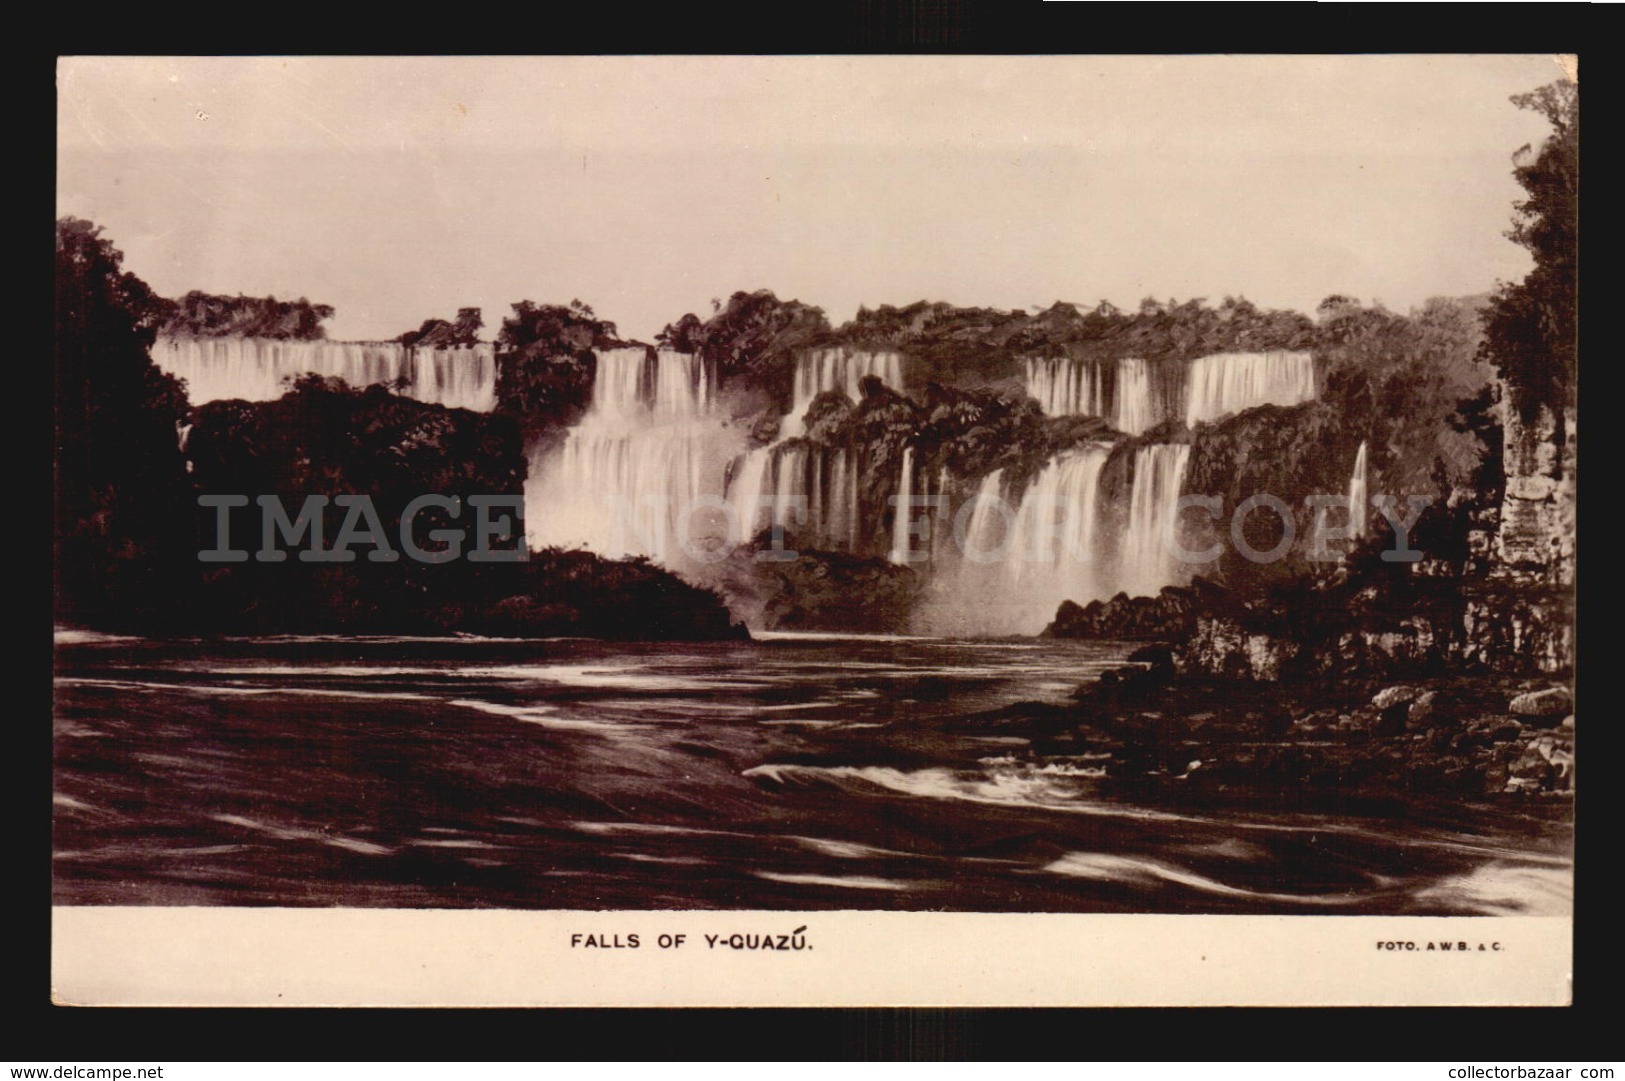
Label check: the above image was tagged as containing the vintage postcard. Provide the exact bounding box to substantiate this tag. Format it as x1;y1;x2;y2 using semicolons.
53;54;1575;1007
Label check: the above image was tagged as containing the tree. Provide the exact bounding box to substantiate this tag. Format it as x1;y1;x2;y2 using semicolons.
657;290;829;380
160;290;334;339
1480;79;1578;418
396;306;485;348
55;217;195;627
493;299;620;440
1316;295;1361;324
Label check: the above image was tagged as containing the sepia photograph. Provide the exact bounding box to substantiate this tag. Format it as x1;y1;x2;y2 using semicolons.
52;53;1576;1008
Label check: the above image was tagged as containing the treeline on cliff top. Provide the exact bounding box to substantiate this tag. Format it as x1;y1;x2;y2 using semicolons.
654;289;1322;389
396;307;485;348
157;290;337;340
54;217;741;640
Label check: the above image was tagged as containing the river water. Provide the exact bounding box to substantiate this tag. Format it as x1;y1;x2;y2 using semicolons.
53;631;1572;914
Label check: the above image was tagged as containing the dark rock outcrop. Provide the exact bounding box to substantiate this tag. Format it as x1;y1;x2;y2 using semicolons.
1042;585;1201;641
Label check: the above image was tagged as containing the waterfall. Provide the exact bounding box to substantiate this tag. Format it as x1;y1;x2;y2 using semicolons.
1026;357;1107;419
1348;441;1368;538
512;340;1305;633
1113;358;1154;436
827;449;859;550
728;442;815;546
959;469;1008;563
1119;444;1193;598
526;348;738;562
1007;445;1110;591
1184;350;1315;427
151;336;498;412
730;450;772;545
781;347;904;439
917;448;1111;636
772;444;808;535
1024;356;1158;435
727;348;905;546
888;447;915;565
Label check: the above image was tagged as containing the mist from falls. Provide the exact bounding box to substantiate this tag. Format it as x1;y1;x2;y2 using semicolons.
152;336;497;412
917;448;1117;636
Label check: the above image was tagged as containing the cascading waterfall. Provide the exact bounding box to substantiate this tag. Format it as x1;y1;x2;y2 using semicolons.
918;447;1113;636
530;341;1307;633
526;348;738;562
888;446;916;565
1348;441;1368;538
1023;356;1159;435
1025;357;1109;420
729;348;905;544
1119;443;1194;599
1184;350;1315;427
1006;446;1111;597
957;469;1008;563
151;336;498;411
781;348;905;439
730;450;772;546
1113;358;1154;436
772;444;808;536
731;442;821;546
164;325;1332;637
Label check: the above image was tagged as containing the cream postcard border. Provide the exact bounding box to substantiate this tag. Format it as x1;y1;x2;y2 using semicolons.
53;908;1572;1008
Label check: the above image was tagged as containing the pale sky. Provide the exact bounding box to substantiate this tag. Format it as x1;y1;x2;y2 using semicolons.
57;55;1570;343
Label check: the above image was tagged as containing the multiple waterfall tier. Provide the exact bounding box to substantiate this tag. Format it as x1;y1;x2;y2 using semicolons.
525;347;736;563
729;348;903;545
166;336;1338;634
152;336;498;412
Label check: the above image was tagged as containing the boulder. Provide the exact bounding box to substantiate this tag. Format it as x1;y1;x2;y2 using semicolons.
1508;685;1573;721
1507;732;1573;794
1405;689;1441;729
1371;685;1423;711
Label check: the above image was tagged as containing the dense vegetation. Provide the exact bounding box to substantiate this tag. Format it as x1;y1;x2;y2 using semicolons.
1479;79;1578;419
158;290;335;340
658;290;832;410
55;218;196;628
494;299;624;444
834;296;1318;385
397;307;484;348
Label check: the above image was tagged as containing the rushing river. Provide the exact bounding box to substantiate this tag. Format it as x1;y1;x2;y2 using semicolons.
53;631;1572;914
